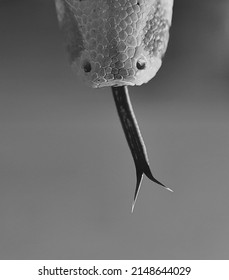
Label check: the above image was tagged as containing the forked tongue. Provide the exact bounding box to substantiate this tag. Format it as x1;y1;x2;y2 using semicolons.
112;86;173;212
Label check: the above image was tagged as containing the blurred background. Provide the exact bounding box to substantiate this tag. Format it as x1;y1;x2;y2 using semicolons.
0;0;229;259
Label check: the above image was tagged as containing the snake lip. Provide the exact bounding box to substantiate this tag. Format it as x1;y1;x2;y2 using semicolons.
92;80;136;88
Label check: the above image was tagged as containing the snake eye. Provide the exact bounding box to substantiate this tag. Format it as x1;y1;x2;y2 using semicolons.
136;59;146;70
83;60;92;73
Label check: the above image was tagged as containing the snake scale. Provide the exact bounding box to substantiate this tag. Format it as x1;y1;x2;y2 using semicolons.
55;0;174;211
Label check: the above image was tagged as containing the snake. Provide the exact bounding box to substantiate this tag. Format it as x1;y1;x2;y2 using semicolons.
55;0;174;211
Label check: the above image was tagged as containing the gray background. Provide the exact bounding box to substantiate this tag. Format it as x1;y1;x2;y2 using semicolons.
0;0;229;259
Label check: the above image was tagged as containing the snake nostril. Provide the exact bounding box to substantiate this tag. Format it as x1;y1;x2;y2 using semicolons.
83;60;92;73
136;59;146;70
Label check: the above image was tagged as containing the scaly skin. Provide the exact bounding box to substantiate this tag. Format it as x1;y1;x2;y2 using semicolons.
55;0;173;88
55;0;174;211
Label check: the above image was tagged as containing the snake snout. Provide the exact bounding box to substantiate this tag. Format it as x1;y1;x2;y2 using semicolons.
56;0;173;88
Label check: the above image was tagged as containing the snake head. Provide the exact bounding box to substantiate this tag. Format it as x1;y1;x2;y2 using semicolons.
55;0;173;88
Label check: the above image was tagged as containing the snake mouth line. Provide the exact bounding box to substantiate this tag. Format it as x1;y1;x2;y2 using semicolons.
93;80;136;88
